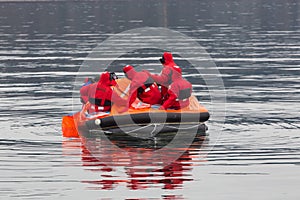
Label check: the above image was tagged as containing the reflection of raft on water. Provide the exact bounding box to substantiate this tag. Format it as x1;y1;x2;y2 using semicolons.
62;78;210;138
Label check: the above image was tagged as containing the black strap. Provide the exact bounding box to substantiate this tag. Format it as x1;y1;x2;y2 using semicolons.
89;98;112;106
178;88;191;100
137;77;154;94
167;69;173;85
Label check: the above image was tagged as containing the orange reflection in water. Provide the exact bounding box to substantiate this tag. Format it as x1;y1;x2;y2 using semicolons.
62;133;207;191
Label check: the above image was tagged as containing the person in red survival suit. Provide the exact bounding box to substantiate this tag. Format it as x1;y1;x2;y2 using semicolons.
159;69;192;110
148;52;182;102
80;71;126;113
123;65;162;107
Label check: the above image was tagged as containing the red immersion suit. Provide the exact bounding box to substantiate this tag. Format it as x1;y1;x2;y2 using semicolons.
80;72;125;113
150;52;182;101
123;65;161;106
160;68;192;110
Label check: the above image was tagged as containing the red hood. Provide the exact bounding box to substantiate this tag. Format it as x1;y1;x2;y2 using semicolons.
123;65;137;80
161;52;182;82
99;72;116;86
163;52;175;66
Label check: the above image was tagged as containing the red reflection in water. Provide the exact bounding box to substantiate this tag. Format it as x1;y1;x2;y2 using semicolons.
124;195;185;200
62;134;207;191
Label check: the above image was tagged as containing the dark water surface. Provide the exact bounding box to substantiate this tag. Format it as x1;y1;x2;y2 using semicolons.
1;0;300;199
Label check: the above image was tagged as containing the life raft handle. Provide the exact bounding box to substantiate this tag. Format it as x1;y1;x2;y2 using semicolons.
95;119;101;126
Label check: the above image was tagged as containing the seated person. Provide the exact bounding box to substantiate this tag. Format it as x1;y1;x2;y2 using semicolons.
123;65;162;107
159;71;192;110
80;71;126;113
148;52;182;102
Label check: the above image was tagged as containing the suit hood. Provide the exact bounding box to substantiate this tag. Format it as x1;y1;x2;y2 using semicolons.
123;65;137;80
99;71;116;86
162;52;175;66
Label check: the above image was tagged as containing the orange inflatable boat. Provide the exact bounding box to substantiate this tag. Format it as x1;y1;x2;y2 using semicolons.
62;78;209;138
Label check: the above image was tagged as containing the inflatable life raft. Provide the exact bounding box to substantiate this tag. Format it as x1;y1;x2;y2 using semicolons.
62;79;210;139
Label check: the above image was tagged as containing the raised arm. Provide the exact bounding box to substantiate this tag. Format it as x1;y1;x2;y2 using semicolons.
150;67;171;85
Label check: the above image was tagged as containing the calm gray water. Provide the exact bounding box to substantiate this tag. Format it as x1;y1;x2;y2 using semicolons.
1;0;300;199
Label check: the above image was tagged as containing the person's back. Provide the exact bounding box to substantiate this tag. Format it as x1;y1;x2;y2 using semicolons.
123;65;161;106
159;74;192;110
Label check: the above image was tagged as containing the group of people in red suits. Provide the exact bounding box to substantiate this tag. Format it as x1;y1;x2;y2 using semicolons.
80;52;193;113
